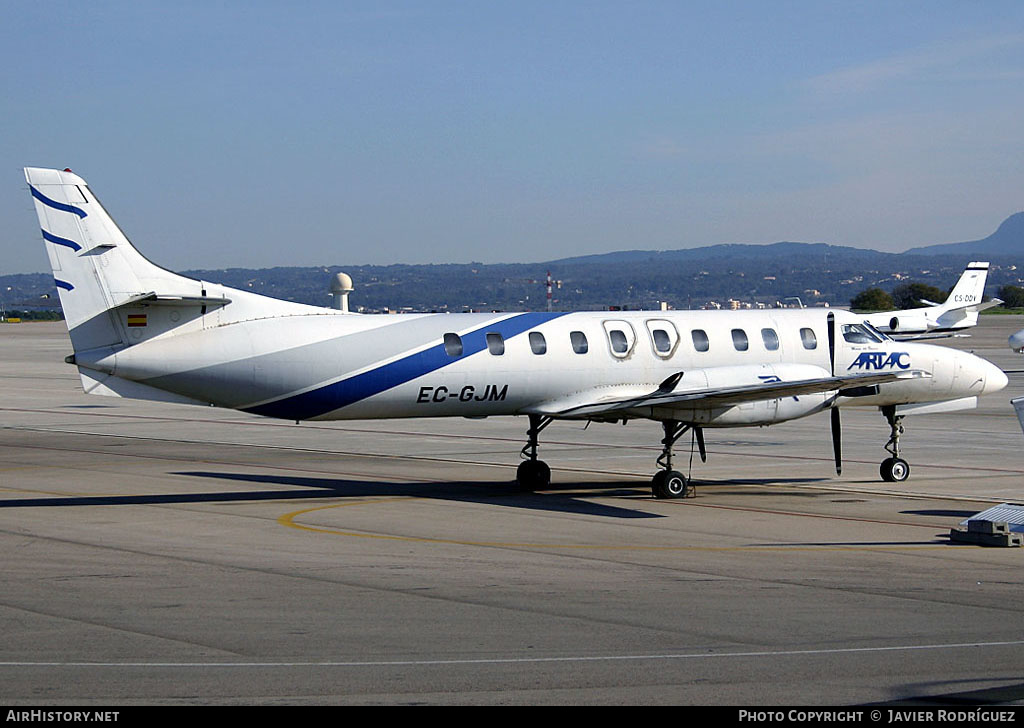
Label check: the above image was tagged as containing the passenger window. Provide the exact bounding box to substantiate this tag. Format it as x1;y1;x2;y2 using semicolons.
692;329;710;352
529;331;547;355
602;320;635;358
761;328;780;351
732;329;749;351
443;333;463;357
486;332;504;355
800;328;817;350
646;319;679;358
570;331;589;354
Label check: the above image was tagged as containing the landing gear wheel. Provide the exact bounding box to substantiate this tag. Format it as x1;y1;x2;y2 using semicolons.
878;407;910;483
879;457;910;483
517;459;551;491
517;415;553;492
652;470;689;499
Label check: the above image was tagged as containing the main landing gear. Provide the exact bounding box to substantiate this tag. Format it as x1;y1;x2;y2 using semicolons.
652;420;696;499
517;414;552;491
515;416;701;498
879;405;910;482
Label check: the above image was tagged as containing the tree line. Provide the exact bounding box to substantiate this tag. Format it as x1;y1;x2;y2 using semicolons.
851;284;1024;311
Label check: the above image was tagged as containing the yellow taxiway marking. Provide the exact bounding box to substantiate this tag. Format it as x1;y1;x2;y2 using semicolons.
277;500;952;551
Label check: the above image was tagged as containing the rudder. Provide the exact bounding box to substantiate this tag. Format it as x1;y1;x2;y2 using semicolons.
945;262;989;309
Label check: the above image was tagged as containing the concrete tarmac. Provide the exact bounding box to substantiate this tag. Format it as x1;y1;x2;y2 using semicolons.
1;317;1024;705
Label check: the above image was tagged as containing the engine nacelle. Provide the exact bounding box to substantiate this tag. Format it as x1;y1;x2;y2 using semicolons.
1009;328;1024;354
886;314;932;333
653;362;834;426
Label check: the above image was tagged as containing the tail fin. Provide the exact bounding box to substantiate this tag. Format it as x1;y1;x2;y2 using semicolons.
943;262;989;311
25;167;216;352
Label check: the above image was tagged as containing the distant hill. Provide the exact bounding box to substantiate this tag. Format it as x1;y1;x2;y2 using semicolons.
548;241;883;266
550;213;1024;266
4;213;1023;315
903;212;1024;257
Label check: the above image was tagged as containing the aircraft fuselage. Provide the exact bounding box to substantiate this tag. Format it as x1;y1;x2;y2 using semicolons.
74;307;1004;427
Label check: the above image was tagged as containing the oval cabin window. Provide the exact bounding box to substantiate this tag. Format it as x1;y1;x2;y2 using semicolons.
529;331;547;355
443;333;463;357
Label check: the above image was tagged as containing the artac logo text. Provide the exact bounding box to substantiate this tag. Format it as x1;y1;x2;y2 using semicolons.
847;352;910;371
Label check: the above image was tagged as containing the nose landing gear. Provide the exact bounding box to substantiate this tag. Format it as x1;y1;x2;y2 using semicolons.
879;405;910;482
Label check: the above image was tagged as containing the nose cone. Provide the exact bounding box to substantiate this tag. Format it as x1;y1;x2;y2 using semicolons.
953;351;1008;397
982;358;1009;395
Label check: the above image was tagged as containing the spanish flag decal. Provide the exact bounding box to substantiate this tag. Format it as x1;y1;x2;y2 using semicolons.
126;314;147;327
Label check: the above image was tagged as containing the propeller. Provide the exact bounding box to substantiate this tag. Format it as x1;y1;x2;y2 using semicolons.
695;426;707;463
827;312;842;475
831;406;842;475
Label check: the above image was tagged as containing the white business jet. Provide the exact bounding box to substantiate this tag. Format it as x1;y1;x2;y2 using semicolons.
25;167;1008;497
863;262;1001;339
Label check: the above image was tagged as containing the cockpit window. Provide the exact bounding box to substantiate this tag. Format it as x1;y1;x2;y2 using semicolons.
863;322;892;342
842;323;883;344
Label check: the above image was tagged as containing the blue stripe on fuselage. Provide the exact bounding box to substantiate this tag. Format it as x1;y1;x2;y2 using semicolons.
243;312;566;421
30;186;88;218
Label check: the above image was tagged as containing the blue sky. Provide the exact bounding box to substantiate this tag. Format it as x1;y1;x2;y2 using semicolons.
2;1;1023;274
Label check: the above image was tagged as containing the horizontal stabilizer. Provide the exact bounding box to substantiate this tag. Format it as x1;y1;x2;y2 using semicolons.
938;297;1002;316
113;292;232;309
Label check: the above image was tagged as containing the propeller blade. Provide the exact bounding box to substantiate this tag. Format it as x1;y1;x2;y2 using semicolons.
695;427;707;463
831;406;842;475
827;312;836;376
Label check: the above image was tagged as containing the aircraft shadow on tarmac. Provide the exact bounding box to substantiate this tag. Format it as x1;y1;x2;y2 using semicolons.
870;678;1024;706
0;471;670;519
0;471;849;519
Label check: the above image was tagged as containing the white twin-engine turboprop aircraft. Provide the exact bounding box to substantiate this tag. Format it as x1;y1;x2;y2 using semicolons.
25;167;1008;498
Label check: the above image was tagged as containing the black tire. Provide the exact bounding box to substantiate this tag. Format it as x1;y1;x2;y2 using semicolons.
517;460;551;490
653;470;688;499
880;457;910;482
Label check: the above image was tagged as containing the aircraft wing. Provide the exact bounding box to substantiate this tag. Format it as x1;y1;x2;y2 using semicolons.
532;370;929;419
889;332;970;342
